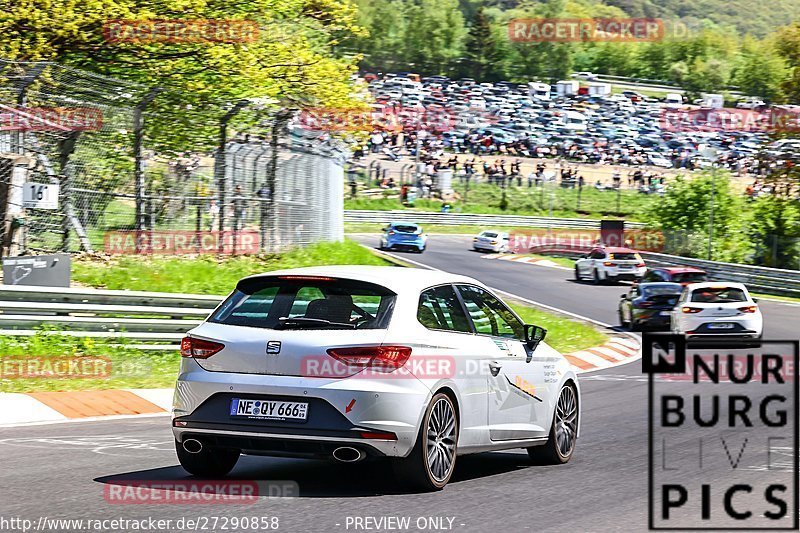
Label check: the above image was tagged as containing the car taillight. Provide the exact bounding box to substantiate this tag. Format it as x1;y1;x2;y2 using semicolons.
180;337;225;359
326;345;412;371
738;305;758;313
637;301;653;308
490;240;497;244
682;307;702;314
636;263;646;268
604;262;616;267
388;231;395;235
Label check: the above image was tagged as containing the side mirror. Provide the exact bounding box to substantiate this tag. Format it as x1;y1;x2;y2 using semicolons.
524;324;547;351
579;254;587;259
752;297;759;303
621;293;628;299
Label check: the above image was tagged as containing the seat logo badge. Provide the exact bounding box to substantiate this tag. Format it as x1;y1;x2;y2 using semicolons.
266;341;281;354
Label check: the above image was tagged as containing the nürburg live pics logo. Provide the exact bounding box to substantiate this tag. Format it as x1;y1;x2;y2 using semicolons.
643;333;798;530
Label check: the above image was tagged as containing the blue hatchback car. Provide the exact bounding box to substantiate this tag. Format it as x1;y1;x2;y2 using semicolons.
379;223;427;253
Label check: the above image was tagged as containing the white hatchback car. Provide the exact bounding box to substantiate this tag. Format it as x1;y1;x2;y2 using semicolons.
670;282;763;340
472;230;510;253
173;266;580;490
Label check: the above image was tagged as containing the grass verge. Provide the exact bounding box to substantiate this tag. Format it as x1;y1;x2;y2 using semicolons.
346;183;656;221
507;301;609;354
0;333;180;393
73;239;391;294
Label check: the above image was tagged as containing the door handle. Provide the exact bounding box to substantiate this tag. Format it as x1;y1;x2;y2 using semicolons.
489;362;502;377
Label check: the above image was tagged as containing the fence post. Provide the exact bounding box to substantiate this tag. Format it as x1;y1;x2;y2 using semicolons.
133;88;161;253
214;100;249;255
265;109;293;252
58;132;81;252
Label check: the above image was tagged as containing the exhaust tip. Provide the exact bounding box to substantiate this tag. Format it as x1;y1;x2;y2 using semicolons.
182;438;203;454
332;446;366;463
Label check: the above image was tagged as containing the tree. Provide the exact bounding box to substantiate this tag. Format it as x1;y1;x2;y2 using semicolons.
0;0;366;152
465;7;498;81
646;173;750;262
734;36;787;102
747;196;800;269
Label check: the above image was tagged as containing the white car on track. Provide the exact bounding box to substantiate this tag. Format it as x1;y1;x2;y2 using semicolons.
670;282;763;340
574;246;646;284
472;230;510;253
173;266;580;490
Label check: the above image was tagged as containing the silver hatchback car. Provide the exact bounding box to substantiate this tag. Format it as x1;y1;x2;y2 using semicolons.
173;266;580;490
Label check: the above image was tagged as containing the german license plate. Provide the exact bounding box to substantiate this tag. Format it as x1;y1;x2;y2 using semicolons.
230;399;308;421
708;323;735;330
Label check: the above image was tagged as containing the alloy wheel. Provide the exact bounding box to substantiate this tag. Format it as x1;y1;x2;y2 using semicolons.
426;397;457;482
554;386;578;458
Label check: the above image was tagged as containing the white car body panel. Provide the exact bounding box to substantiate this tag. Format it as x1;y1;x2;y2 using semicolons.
173;266;580;459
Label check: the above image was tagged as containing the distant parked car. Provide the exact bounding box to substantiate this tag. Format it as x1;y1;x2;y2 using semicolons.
472;230;510;253
574;247;646;284
379;223;427;253
641;267;708;285
618;282;682;331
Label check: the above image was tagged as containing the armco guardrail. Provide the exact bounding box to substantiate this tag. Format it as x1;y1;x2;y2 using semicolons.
0;285;222;344
533;246;800;297
345;210;646;229
640;252;800;298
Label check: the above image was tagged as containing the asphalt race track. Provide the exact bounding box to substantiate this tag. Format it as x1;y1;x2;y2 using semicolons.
1;234;798;532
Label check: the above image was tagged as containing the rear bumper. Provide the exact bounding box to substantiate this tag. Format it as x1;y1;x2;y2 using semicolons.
172;359;431;457
386;242;424;252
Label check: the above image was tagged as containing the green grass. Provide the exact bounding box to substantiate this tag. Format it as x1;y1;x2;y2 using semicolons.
346;183;658;221
73;239;391;294
508;300;608;354
522;254;576;269
0;332;181;393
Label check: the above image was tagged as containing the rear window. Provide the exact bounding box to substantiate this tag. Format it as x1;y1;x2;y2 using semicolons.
210;277;396;330
672;272;708;283
481;232;498;238
690;287;747;303
643;286;682;297
392;225;419;233
610;252;640;261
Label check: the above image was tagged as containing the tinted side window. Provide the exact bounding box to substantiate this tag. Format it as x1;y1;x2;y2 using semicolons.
456;285;524;339
418;285;472;333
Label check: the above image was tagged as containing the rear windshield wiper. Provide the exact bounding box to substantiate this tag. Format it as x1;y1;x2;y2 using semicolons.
276;317;356;329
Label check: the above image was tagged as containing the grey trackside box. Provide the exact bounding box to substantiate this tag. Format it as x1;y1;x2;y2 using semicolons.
2;254;71;287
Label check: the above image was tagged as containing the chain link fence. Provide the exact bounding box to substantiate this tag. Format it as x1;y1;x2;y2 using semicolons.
0;59;347;257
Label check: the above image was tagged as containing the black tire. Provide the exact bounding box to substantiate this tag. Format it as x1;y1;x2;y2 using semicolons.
592;269;601;285
527;384;578;465
175;440;240;477
574;266;581;282
392;392;458;491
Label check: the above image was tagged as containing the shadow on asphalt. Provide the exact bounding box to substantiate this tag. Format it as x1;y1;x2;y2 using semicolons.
95;451;535;497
